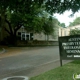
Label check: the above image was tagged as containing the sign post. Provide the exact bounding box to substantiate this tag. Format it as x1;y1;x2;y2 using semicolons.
58;35;80;66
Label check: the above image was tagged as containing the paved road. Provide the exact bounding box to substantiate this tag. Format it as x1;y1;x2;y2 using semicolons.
0;46;70;79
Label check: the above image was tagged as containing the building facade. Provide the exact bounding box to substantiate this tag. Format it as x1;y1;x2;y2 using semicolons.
59;25;80;36
17;26;59;41
0;25;59;42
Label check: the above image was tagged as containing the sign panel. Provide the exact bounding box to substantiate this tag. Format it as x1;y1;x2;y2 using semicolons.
59;35;80;60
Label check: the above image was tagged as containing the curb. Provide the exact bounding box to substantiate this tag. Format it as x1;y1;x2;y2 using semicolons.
2;76;28;80
0;48;6;54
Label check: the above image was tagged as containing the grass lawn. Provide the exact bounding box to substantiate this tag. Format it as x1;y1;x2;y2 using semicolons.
30;60;80;80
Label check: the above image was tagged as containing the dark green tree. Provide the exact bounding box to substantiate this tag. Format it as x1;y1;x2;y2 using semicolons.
0;0;80;44
0;0;80;15
69;28;80;35
59;23;66;28
69;17;80;27
45;0;80;14
0;1;46;44
42;16;59;41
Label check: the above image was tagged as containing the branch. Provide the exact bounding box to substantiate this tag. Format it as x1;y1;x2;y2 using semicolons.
14;24;22;35
15;23;22;32
5;19;13;35
4;27;11;34
15;25;21;32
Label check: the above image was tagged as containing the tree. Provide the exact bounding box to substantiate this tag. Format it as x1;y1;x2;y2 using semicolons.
45;0;80;14
0;0;59;44
42;16;59;41
0;1;46;44
0;0;80;16
69;17;80;27
1;0;80;44
59;23;66;28
43;17;53;41
69;28;80;35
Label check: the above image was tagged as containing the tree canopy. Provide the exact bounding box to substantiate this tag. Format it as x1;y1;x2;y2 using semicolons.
0;0;60;44
69;28;80;35
0;0;80;15
69;17;80;27
59;23;66;28
45;0;80;14
1;0;80;44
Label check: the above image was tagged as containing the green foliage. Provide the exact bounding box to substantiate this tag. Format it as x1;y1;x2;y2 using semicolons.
1;0;76;43
69;17;80;35
10;12;23;27
0;0;80;15
0;0;60;42
43;16;59;35
69;17;80;27
45;0;80;14
25;17;44;33
59;23;66;28
69;28;80;35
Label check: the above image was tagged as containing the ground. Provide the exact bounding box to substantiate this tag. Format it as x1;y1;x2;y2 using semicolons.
0;46;23;58
0;46;71;80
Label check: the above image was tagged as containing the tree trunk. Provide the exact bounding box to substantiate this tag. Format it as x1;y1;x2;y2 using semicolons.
5;19;13;35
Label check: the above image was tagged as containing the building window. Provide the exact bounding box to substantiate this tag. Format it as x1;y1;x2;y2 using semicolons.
30;33;33;40
26;35;29;40
18;32;21;36
18;32;34;40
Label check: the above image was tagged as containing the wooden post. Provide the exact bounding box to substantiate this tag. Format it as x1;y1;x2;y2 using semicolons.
60;57;62;66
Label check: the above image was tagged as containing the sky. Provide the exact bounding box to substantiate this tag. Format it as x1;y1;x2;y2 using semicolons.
54;10;80;27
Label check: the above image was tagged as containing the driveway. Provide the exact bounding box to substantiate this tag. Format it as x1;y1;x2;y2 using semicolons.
0;46;71;79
